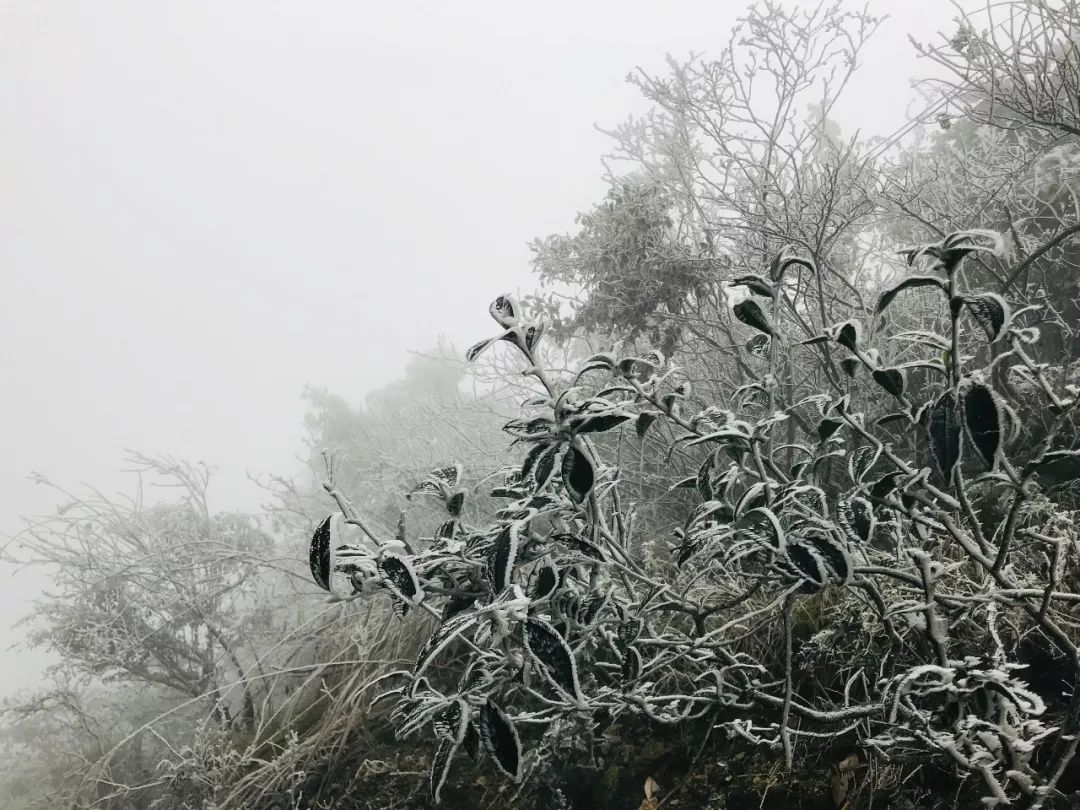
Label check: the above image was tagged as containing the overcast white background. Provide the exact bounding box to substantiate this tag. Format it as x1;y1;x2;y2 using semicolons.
0;0;962;696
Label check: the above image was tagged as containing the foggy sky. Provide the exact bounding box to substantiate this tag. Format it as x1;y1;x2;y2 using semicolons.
0;0;959;695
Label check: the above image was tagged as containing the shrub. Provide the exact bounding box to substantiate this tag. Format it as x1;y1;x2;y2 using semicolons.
306;242;1080;808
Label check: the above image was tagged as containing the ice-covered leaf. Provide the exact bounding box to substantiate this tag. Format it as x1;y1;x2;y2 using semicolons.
466;336;505;363
446;491;465;518
872;367;906;399
407;479;443;500
523;322;545;353
636;411;660;440
870;471;904;499
875;412;910;429
786;541;829;592
963;381;1003;469
900;230;1004;275
835;320;861;351
838;497;875;544
520;441;552;484
1025;449;1080;482
552;532;605;561
572;360;614;383
875;275;948;314
489;294;520;328
523;618;584;702
430;738;457;805
744;506;785;550
378;554;423;609
734;483;769;518
477;701;522;781
818;418;843;442
432;465;461;490
487;524;520;593
530;562;558;601
848;445;880;483
310;515;333;591
768;252;816;282
616;618;644;652
463;720;480;760
806;533;851;584
503;417;555;440
733;299;777;336
583;352;616;369
746;333;771;358
730;273;776;298
408;464;462;501
956;292;1011;342
561;445;595;504
532;444;561;490
433;698;469;745
573;412;631;434
415;611;481;681
621;646;643;683
929;390;962;480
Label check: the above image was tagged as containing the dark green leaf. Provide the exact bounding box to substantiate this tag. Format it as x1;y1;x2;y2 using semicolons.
818;419;843;442
696;453;715;501
635;411;660;440
430;738;457;805
1026;450;1080;483
561;445;595;504
876;412;911;428
621;646;642;683
477;701;521;781
309;515;333;591
959;293;1011;342
521;441;553;484
463;721;480;760
552;532;605;561
963;382;1003;468
503;417;554;440
573;412;631;434
733;299;776;336
532;444;561;490
730;273;775;298
573;360;615;384
870;472;904;499
523;619;583;701
929;391;962;480
415;610;480;680
875;275;948;314
872;367;906;399
433;699;469;744
769;252;816;282
670;475;697;491
806;533;851;584
486;524;519;593
786;542;828;592
378;554;423;608
530;563;558;601
838;498;875;544
836;320;861;351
